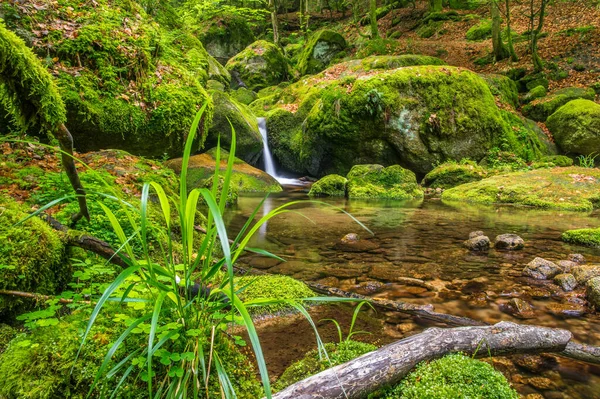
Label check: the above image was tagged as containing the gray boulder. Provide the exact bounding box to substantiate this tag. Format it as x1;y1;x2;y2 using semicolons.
523;257;561;279
495;234;525;250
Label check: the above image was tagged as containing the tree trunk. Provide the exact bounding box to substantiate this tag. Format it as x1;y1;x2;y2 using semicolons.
504;0;518;61
269;0;280;45
531;0;547;72
370;0;379;38
272;322;572;399
55;123;90;223
491;0;509;61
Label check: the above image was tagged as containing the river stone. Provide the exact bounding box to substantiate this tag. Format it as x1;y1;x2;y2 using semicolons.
463;235;490;251
568;253;586;264
495;234;525;250
554;273;578;291
586;277;600;310
335;234;379;252
469;230;485;239
556;260;578;273
545;302;586;317
523;257;562;279
502;298;536;319
528;376;557;390
572;265;600;284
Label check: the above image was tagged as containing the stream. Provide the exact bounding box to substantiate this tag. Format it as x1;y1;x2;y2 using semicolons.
227;190;600;398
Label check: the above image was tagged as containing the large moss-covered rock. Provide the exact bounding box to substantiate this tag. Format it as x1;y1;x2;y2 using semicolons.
297;30;347;76
166;148;282;193
442;166;600;211
422;160;487;189
260;64;545;177
547;99;600;156
2;0;221;158
523;87;596;121
207;91;262;164
562;227;600;247
225;40;289;91
197;12;255;63
0;196;67;317
308;174;347;196
482;74;519;109
346;164;423;200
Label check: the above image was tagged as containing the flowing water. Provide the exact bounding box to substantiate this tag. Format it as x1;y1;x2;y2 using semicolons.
227;191;600;398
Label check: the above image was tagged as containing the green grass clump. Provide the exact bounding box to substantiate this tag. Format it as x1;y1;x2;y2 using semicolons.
274;340;377;391
308;174;347;197
235;275;315;314
380;353;518;399
562;228;600;247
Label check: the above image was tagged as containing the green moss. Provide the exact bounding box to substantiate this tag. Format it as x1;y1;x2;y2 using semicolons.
442;166;600;211
416;21;444;38
547;99;600;156
195;11;255;62
448;0;486;10
356;38;402;58
274;340;377;391
308;174;348;196
522;85;547;104
297;30;347;76
233;87;258;105
422;160;486;189
380;353;518;399
562;228;600;247
482;74;519;108
0;196;67;317
235;275;315;314
0;324;16;354
518;73;549;92
225;40;288;91
346;164;423;200
522;87;596;122
466;19;492;41
541;155;573;167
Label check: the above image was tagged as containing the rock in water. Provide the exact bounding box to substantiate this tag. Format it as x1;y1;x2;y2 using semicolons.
495;234;525;250
523;257;562;279
335;233;379;252
572;265;600;284
463;235;491;251
554;274;578;291
586;277;600;310
501;298;536;319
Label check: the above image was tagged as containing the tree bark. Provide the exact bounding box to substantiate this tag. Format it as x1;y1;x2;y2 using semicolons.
55;123;90;224
370;0;379;38
504;0;518;61
491;0;509;61
269;0;280;45
530;0;547;72
272;322;572;399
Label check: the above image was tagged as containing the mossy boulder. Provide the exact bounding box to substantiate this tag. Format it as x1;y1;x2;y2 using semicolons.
466;19;492;41
0;196;67;317
166;148;282;193
225;40;289;91
442;167;600;211
346;164;423;200
260;65;545;177
523;87;596;121
380;353;518;398
562;228;600;247
235;275;315;314
3;0;221;158
547;99;600;156
196;12;255;63
274;340;377;391
522;85;547;104
233;87;258;105
308;174;348;196
207;91;262;164
422;160;487;189
297;30;347;76
541;155;573;167
517;73;549;93
482;74;519;108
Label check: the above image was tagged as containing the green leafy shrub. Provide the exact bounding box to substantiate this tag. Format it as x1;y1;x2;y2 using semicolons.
380;353;518;399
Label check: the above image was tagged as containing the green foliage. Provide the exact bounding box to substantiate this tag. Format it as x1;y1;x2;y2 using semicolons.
235;275;316;314
422;160;486;189
0;324;16;354
346;164;423;200
380;353;518;399
562;228;600;247
356;38;402;58
577;152;598;168
308;174;348;196
0;196;67;317
0;22;65;134
297;30;347;76
274;340;377;391
466;19;492;41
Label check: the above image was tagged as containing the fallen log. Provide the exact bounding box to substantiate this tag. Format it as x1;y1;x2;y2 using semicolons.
272;321;571;399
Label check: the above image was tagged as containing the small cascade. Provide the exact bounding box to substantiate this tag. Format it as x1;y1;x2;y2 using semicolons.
257;118;305;186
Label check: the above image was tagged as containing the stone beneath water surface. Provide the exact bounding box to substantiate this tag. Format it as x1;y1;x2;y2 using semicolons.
335;233;380;252
586;277;600;310
554;273;578;291
495;234;525;250
523;257;562;279
501;298;537;319
572;265;600;284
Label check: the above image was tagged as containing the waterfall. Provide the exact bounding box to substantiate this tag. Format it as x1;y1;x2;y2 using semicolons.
257;118;304;186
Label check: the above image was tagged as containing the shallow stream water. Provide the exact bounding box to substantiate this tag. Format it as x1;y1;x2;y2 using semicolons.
227;190;600;398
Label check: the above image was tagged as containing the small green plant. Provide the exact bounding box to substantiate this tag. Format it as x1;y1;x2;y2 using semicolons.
577;152;598;168
321;301;375;343
365;89;384;117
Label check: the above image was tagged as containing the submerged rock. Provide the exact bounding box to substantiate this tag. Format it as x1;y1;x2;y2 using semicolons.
463;234;491;251
554;273;578;291
586;277;600;310
523;257;561;279
545;302;587;317
501;298;536;319
495;234;525;250
572;265;600;284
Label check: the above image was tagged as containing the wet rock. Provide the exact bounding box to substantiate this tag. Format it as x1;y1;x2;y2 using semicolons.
501;298;536;319
513;354;557;373
335;234;380;252
568;253;586;264
554;273;578;291
523;257;562;279
323;263;369;279
248;256;282;270
545;302;587;317
556;260;577;273
527;377;556;390
467;292;489;308
495;234;525;250
469;231;485;239
341;233;360;243
396;322;418;334
438;290;462;300
316;276;339;286
461;280;487;294
585;277;600;310
523;395;544;399
463;235;490;251
354;281;385;295
526;287;552;299
572;265;600;284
